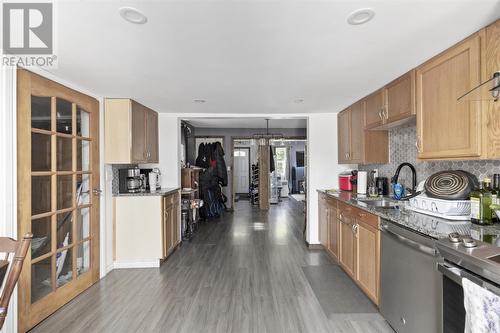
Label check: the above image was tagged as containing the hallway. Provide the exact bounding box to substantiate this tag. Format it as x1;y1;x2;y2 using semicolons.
30;199;392;333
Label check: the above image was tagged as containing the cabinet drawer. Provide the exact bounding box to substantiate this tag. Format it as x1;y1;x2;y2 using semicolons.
338;202;354;216
354;208;379;229
164;192;179;207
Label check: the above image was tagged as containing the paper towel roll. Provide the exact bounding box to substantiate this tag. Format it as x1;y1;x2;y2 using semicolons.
357;171;367;195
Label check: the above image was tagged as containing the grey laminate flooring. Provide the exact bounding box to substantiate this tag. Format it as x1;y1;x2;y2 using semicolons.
30;199;393;333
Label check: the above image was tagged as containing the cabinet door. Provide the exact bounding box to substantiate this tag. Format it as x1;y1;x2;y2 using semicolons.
318;195;329;247
349;101;364;163
328;205;339;260
385;70;415;123
131;101;147;163
364;90;385;129
163;207;170;258
338;110;351;163
146;110;159;163
416;34;482;159
356;221;379;305
173;202;180;246
339;215;356;278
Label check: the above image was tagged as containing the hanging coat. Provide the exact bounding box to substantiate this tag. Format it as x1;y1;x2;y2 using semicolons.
195;143;209;168
214;142;228;186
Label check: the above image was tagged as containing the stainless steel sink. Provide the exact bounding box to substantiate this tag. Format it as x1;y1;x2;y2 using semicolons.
356;198;399;208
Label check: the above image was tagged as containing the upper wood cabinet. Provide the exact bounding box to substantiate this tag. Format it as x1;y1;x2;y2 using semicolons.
482;20;500;159
364;90;385;129
105;98;159;164
338;110;351;163
338;102;389;165
416;33;483;159
364;71;416;130
384;70;416;125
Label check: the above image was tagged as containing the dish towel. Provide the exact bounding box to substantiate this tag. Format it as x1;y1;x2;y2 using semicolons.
463;277;500;333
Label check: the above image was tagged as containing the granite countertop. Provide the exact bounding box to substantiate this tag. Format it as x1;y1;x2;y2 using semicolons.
113;187;180;197
318;189;500;243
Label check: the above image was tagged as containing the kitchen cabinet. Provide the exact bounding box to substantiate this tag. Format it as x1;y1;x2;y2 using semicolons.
382;70;416;126
337;110;351;163
327;198;339;260
364;90;385;129
318;194;381;305
163;192;180;257
338;203;356;278
482;20;500;159
337;102;389;165
318;193;329;247
364;71;416;130
114;190;180;267
416;33;483;159
104;98;159;164
355;211;380;305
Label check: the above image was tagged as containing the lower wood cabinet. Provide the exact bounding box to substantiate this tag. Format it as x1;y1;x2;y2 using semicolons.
318;194;380;305
114;190;180;267
163;192;181;258
355;214;380;304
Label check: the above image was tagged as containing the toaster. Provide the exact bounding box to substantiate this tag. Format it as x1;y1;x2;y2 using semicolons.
339;172;355;191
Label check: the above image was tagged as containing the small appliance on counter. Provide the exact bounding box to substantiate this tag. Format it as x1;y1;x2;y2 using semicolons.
339;171;355;192
357;171;367;195
119;168;144;193
375;177;389;196
140;168;162;191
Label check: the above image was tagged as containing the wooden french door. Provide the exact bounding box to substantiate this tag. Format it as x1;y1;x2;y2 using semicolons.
16;69;100;332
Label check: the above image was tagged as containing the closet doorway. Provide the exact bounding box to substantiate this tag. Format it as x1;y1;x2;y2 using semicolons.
17;69;100;332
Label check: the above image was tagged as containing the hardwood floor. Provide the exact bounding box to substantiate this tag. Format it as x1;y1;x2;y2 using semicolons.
30;198;393;333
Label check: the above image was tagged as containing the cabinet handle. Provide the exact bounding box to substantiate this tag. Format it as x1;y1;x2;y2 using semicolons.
352;223;358;237
382;107;388;119
415;136;422;153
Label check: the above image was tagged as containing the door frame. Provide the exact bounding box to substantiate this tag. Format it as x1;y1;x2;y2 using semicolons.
16;69;100;332
233;147;251;196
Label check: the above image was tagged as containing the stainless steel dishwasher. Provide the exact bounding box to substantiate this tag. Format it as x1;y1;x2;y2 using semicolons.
380;219;442;333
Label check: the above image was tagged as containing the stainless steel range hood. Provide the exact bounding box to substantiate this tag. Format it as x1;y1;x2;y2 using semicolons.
458;71;500;102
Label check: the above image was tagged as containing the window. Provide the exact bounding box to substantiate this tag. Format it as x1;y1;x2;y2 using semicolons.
275;147;287;178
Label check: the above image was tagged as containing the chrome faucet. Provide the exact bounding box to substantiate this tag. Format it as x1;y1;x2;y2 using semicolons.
391;162;417;194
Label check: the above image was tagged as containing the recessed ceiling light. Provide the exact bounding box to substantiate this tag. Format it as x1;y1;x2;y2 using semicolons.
194;99;206;103
294;98;305;103
119;7;148;24
347;8;375;25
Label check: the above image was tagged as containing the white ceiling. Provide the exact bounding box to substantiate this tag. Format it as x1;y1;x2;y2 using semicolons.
184;117;307;128
48;0;499;114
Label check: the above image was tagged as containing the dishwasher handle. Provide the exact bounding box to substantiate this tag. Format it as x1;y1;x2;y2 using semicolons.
437;262;500;296
380;223;437;257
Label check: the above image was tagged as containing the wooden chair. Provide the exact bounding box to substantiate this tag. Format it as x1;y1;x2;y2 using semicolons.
0;233;32;330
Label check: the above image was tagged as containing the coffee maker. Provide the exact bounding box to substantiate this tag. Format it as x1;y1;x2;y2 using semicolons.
119;168;144;193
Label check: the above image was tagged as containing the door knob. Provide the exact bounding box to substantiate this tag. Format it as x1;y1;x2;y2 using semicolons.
92;189;102;196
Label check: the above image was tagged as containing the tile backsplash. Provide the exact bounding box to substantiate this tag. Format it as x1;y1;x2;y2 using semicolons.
359;123;500;191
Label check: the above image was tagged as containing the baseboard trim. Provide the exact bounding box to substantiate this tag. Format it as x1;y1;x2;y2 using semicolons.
113;260;160;269
305;241;324;250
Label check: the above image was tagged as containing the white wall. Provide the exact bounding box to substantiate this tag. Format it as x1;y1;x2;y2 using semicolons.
0;65;18;333
306;114;355;244
158;114;182;188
